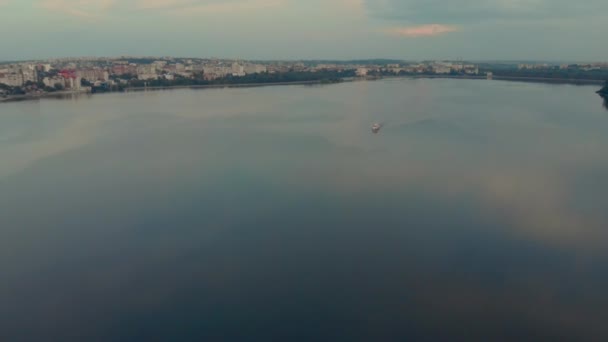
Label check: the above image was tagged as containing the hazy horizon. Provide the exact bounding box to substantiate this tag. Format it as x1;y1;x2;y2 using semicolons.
1;0;607;62
1;55;603;65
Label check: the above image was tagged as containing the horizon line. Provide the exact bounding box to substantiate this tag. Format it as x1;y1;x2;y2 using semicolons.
1;56;606;64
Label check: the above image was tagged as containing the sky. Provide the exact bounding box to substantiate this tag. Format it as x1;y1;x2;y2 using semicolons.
0;0;607;61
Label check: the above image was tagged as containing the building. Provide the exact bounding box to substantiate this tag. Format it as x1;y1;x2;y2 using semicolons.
463;65;479;75
136;64;157;75
231;62;245;77
451;64;464;71
203;65;231;79
77;68;109;82
243;64;267;74
520;63;549;70
0;73;24;87
0;64;38;87
112;64;136;76
203;73;219;81
138;73;158;80
43;76;66;88
356;68;368;77
136;64;158;80
432;65;451;74
152;61;167;69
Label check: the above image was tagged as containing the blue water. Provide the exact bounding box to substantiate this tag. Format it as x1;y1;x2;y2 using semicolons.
1;79;608;341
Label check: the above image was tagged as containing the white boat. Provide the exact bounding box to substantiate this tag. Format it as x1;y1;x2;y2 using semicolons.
372;123;382;134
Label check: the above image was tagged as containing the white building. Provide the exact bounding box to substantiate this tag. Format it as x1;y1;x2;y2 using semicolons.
356;68;368;77
43;76;66;88
77;69;108;82
451;64;464;71
136;64;157;76
463;65;479;75
204;66;231;79
232;62;245;77
138;73;158;80
0;73;23;87
152;61;167;69
243;64;267;74
433;65;451;74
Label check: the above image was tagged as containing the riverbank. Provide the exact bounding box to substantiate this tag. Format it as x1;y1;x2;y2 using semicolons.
0;90;90;103
0;80;339;103
123;79;347;92
404;74;605;85
492;76;604;85
118;75;608;93
2;75;606;104
597;82;608;98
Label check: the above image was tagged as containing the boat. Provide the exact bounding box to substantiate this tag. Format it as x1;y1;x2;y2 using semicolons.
372;123;382;134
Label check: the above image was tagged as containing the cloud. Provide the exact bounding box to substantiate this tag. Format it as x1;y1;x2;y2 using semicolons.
172;0;285;15
38;0;116;18
135;0;195;10
383;24;458;37
364;0;608;24
136;0;285;14
333;0;365;17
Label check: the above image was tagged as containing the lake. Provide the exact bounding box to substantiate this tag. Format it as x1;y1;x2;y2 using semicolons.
1;78;608;341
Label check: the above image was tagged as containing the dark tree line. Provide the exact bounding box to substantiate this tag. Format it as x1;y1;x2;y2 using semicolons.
598;81;608;97
124;70;356;88
492;68;608;81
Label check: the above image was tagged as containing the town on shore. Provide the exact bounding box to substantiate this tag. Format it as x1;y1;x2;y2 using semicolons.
1;57;608;101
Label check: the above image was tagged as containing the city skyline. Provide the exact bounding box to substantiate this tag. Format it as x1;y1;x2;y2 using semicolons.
1;0;607;62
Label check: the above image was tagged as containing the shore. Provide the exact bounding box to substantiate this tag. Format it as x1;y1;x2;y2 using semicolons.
0;90;91;103
1;75;605;104
124;75;607;93
400;74;605;85
123;79;342;92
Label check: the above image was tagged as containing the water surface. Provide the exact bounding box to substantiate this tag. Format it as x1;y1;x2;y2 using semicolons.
1;79;608;341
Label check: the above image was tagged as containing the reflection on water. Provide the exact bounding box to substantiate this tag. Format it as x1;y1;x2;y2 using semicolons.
1;80;608;341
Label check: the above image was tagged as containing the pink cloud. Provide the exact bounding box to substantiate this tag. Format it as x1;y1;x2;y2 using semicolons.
335;0;365;16
169;0;285;15
384;24;459;38
135;0;286;15
136;0;195;10
37;0;116;18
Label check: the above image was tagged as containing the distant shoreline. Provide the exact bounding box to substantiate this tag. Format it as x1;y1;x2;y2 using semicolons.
0;80;340;103
403;74;605;85
122;79;340;92
1;76;605;104
0;90;91;103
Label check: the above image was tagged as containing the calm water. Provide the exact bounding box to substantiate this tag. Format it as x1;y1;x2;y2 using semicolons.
1;79;608;341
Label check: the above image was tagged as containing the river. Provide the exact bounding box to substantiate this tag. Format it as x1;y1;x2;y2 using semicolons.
1;78;607;340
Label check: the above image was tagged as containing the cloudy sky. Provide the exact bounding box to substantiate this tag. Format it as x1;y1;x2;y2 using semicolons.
0;0;606;61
